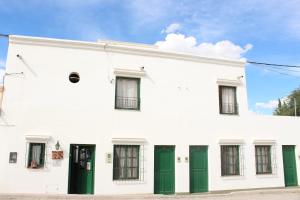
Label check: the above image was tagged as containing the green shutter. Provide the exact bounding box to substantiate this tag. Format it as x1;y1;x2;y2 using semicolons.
40;143;45;167
28;143;33;168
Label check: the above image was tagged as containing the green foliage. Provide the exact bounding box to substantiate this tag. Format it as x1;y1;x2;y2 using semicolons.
273;87;300;116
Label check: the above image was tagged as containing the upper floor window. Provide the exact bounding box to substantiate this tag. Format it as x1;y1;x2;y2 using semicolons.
255;145;272;174
27;143;45;169
115;77;140;110
219;86;238;115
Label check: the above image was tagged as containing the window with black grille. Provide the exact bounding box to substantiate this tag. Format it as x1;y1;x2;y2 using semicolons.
221;145;240;176
219;86;238;114
113;145;139;180
115;77;140;110
255;145;272;174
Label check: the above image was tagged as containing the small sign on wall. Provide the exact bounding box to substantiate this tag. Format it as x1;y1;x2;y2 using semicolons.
9;152;17;164
52;151;64;160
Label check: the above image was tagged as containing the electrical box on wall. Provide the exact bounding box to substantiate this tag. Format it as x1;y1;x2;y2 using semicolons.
9;152;17;163
106;153;112;163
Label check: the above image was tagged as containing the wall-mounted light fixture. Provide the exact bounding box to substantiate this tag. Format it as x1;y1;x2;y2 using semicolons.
55;141;60;150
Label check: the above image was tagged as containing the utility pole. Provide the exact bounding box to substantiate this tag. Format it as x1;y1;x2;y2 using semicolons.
294;97;297;117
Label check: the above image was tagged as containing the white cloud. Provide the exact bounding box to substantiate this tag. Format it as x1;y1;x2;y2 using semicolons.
162;23;181;34
155;33;252;60
255;100;278;109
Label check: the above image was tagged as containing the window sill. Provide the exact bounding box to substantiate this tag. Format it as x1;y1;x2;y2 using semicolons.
113;179;145;185
115;108;141;111
221;175;245;180
255;174;277;178
26;167;48;172
219;113;240;116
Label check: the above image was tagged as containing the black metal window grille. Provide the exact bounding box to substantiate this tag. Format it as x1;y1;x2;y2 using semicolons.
255;145;272;174
221;145;240;176
113;145;140;180
115;77;140;110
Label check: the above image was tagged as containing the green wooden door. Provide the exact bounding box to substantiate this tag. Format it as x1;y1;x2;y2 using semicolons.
189;146;208;193
154;146;175;194
68;145;95;194
282;145;298;187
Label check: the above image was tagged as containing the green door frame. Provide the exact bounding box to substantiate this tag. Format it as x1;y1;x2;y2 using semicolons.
68;144;96;194
154;145;175;194
282;145;298;187
189;146;208;193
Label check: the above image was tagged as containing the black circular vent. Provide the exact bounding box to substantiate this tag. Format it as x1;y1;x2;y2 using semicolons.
69;72;80;83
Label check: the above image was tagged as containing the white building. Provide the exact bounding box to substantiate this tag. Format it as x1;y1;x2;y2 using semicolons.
0;35;299;195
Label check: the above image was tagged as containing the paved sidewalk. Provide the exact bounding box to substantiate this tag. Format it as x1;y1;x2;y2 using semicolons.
1;187;300;200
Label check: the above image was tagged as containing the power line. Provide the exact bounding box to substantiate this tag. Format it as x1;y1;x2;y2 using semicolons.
254;65;300;78
265;65;300;73
259;66;300;78
247;60;300;68
247;60;300;78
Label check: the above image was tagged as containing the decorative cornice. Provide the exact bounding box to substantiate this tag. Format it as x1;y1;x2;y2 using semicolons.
9;35;245;68
111;138;147;144
25;135;51;142
114;68;146;77
217;78;243;86
219;139;245;145
253;140;276;145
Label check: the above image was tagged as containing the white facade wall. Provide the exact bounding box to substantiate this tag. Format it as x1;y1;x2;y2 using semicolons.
0;35;299;194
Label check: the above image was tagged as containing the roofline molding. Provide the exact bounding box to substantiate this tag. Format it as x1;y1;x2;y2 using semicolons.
9;35;246;67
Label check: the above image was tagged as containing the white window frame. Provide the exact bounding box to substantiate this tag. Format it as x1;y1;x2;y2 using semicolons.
219;139;245;177
25;135;50;170
253;140;277;176
111;138;147;184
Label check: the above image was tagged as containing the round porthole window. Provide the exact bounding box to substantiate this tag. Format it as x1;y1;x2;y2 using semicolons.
69;72;80;83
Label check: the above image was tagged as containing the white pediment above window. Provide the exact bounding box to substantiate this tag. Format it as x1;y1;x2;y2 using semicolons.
111;138;147;144
219;139;245;145
253;140;276;145
217;78;243;86
114;68;146;77
25;135;51;142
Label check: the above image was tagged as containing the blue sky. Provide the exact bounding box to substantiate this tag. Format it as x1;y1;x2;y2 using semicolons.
1;0;300;114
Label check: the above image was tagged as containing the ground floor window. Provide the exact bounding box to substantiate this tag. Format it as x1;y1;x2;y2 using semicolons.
27;143;45;169
255;145;272;174
113;145;139;180
221;145;240;176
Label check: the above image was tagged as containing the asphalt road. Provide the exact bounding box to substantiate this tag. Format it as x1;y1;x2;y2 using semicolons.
0;188;300;200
